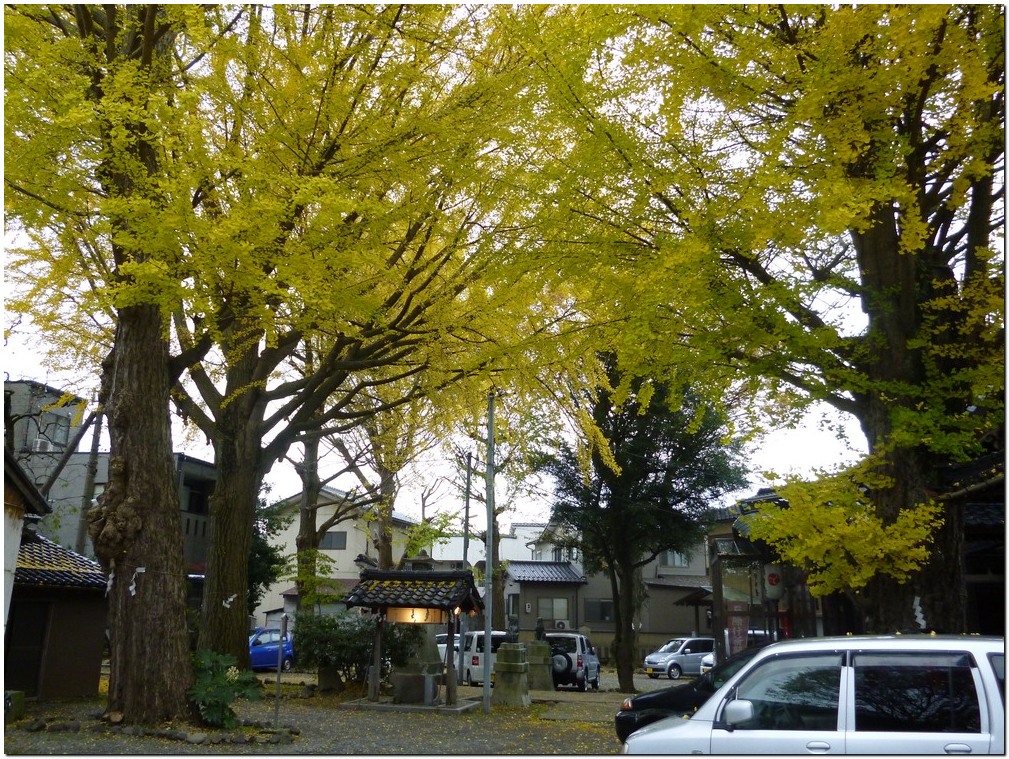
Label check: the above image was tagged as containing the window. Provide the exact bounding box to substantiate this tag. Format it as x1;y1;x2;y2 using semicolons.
473;634;506;653
689;639;714;654
537;598;568;622
854;652;982;733
319;531;347;550
552;546;563;561
585;599;614;623
533;549;543;561
661;550;690;567
44;412;70;446
730;653;842;731
506;593;520;618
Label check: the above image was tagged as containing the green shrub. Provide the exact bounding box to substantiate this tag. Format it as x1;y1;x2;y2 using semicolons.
293;612;424;682
188;650;262;729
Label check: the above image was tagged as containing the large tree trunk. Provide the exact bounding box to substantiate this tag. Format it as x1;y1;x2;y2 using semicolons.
373;465;398;569
197;352;265;665
852;207;967;633
610;562;638;693
294;435;324;613
89;305;193;724
491;518;505;631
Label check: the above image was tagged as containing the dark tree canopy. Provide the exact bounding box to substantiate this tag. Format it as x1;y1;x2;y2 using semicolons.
537;354;748;691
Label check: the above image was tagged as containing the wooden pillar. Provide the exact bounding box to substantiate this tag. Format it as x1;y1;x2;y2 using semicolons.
445;613;457;706
368;610;384;701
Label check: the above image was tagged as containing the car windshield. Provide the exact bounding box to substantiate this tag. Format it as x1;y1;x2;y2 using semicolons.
657;639;685;654
710;645;765;688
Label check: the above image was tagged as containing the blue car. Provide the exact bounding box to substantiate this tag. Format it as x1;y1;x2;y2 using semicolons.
249;627;295;671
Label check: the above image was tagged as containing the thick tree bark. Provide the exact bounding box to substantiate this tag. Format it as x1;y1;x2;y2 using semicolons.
373;465;398;569
610;562;638;693
491;521;505;631
89;305;193;724
294;435;324;614
197;354;265;665
851;207;968;633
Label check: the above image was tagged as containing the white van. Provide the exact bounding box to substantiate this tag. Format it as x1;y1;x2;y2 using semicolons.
461;630;508;686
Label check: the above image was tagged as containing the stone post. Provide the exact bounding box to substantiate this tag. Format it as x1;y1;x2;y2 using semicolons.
491;643;529;707
526;640;554;691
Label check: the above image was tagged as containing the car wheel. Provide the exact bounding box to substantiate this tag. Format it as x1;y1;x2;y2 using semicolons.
647;673;659;679
591;671;600;690
667;663;682;680
551;649;573;676
282;657;293;672
577;673;587;692
464;670;473;686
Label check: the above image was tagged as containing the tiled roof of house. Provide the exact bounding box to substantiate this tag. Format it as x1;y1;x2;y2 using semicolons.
343;569;483;612
15;532;107;591
644;574;712;590
966;501;1005;529
506;561;586;584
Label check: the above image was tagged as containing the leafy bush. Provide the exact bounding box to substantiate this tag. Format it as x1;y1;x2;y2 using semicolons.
293;612;424;682
188;650;262;729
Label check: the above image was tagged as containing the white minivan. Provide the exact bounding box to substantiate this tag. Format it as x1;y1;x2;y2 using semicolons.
623;635;1006;755
461;630;508;686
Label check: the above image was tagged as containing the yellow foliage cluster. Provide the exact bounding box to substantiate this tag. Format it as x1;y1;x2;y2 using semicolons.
743;457;944;597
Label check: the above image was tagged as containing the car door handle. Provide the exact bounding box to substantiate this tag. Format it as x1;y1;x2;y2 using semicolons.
805;742;832;753
943;745;973;755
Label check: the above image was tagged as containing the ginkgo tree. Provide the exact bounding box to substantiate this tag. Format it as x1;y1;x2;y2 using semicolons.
521;4;1004;632
6;4;205;724
6;4;603;722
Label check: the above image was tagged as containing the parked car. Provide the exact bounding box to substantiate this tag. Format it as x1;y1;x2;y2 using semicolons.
435;633;460;663
616;644;768;742
701;630;774;674
461;630;508;686
545;632;601;691
622;635;1006;755
643;636;715;680
248;627;295;671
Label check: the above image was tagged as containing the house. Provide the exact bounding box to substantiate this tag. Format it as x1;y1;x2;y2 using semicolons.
5;526;108;699
5;379;216;571
499;521;718;662
4;448;52;628
253;485;420;628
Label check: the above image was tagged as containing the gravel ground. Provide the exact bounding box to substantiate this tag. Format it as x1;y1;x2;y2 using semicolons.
4;670;676;755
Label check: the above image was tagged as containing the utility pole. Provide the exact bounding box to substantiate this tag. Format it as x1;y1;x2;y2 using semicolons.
457;452;472;685
482;391;495;713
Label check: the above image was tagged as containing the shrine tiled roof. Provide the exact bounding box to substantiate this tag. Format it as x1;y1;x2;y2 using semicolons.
343;569;483;612
16;532;107;591
506;561;586;584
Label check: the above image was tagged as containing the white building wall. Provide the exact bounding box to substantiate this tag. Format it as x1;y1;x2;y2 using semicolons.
4;507;22;630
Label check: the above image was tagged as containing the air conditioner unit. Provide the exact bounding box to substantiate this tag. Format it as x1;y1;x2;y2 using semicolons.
554;619;570;630
31;438;54;453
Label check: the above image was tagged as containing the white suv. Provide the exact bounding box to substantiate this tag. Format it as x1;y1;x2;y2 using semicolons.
623;635;1005;755
544;632;601;691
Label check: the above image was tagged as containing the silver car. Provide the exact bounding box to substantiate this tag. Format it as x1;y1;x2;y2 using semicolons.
644;637;715;680
623;634;1006;755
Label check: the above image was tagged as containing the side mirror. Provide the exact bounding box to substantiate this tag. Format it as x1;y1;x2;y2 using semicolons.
721;699;754;727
